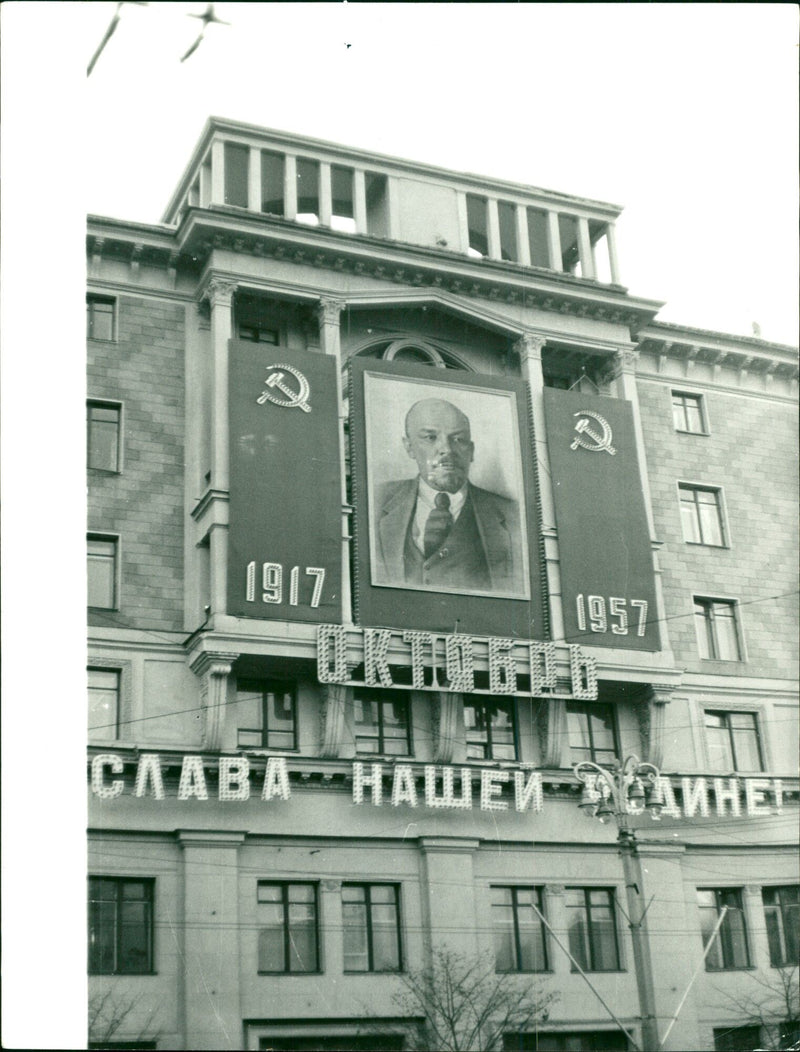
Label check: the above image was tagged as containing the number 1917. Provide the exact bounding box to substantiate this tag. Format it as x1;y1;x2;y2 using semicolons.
575;594;648;637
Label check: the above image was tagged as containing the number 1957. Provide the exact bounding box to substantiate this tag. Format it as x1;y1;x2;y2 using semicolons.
575;594;648;637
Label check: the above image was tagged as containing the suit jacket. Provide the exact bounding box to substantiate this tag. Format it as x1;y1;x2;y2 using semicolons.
374;477;525;594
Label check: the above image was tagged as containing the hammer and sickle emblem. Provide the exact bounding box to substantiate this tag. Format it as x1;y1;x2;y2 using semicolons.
570;411;616;455
257;364;312;413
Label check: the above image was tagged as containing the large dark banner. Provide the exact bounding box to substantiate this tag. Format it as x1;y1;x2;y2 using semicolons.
350;357;544;638
228;343;342;622
543;388;660;651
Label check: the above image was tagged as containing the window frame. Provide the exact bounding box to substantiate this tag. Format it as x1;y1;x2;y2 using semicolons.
88;876;155;976
257;880;320;975
353;689;413;757
342;882;403;974
464;698;519;761
88;532;120;611
697;887;751;971
671;389;709;435
87;399;123;474
712;1026;762;1052
703;709;764;773
88;666;121;741
491;885;549;974
693;595;745;662
565;886;622;972
236;679;298;751
87;294;117;342
677;482;728;547
565;701;619;766
762;885;800;967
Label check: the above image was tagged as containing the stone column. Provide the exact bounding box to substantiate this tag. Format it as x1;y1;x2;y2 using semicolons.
210;140;225;205
316;298;353;624
190;650;239;751
606;222;621;284
283;155;297;220
206;278;237;492
515;205;531;266
178;831;246;1050
486;199;501;260
577;217;595;280
419;837;480;959
387;177;400;240
247;146;261;212
515;332;565;643
353;170;367;234
319;161;333;226
546;211;562;271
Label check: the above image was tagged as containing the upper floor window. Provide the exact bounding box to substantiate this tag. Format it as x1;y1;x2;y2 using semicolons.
331;165;356;233
87;295;115;341
237;680;297;750
497;200;518;261
261;150;285;215
464;699;517;761
88;534;118;610
566;702;618;765
87;400;121;472
88;877;154;975
466;194;488;257
89;667;120;741
679;485;726;546
672;390;707;434
354;689;411;756
762;886;799;966
705;710;763;773
526;208;550;269
235;294;279;344
694;597;742;661
697;888;750;970
257;882;319;973
342;883;402;972
224;142;249;207
296;158;320;225
491;886;548;973
566;888;620;971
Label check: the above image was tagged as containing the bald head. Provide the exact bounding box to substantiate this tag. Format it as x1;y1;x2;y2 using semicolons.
403;399;474;492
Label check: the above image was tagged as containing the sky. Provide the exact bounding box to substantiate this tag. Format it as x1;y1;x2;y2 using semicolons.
0;3;797;1048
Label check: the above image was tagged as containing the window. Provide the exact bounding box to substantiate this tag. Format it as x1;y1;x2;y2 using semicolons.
491;886;548;973
331;165;356;233
705;711;763;773
235;294;279;344
504;1032;629;1051
342;884;402;972
697;888;750;970
224;142;249;207
498;200;518;261
296;158;320;225
566;702;618;765
353;690;411;756
679;485;726;546
88;877;154;974
565;888;620;971
466;194;489;257
87;401;121;472
672;390;706;434
261;149;285;215
694;598;742;661
365;172;389;238
558;214;580;274
87;295;115;341
259;1038;404;1051
89;667;120;740
464;699;517;760
237;680;297;750
88;534;118;609
88;1044;158;1051
762;886;800;966
712;1026;761;1052
257;882;319;973
526;208;550;268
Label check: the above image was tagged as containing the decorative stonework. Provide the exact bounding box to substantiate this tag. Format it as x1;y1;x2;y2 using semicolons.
613;347;639;377
514;333;547;364
205;277;238;309
189;651;238;751
316;298;346;327
636;684;672;769
431;692;462;764
319;683;351;759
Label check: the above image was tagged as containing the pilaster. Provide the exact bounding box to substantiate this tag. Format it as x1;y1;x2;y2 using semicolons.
515;205;531;266
418;837;481;960
636;684;672;769
319;161;333;226
546;210;562;271
577;217;595;279
247;146;261;212
353;170;367;233
486;198;501;260
189;650;239;751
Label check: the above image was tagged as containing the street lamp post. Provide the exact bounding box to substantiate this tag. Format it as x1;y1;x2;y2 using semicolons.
574;755;664;1052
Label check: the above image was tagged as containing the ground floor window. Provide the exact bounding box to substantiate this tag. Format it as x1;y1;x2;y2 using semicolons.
258;1037;404;1050
504;1031;629;1051
712;1025;761;1051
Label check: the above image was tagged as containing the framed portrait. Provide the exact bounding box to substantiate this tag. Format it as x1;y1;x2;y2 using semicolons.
350;357;544;638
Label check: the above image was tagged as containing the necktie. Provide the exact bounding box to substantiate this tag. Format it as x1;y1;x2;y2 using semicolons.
423;491;453;558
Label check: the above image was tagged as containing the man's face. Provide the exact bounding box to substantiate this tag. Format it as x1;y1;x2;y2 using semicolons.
403;400;474;493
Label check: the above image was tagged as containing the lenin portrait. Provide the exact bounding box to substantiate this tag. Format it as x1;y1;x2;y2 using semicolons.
363;372;530;599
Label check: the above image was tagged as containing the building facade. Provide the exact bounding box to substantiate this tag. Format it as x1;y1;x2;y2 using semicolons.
87;119;799;1052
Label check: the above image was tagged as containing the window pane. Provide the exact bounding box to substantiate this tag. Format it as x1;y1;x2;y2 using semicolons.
518;896;547;972
694;602;712;659
566;890;590;970
371;903;400;970
705;713;734;771
88;299;115;341
224;143;249;207
258;925;285;972
343;901;369;970
730;716;762;772
119;901;150;972
88;404;120;471
89;899;116;973
288;914;317;972
685;399;704;433
680;497;702;543
89;668;119;740
698;495;723;545
88;539;116;608
713;606;740;660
